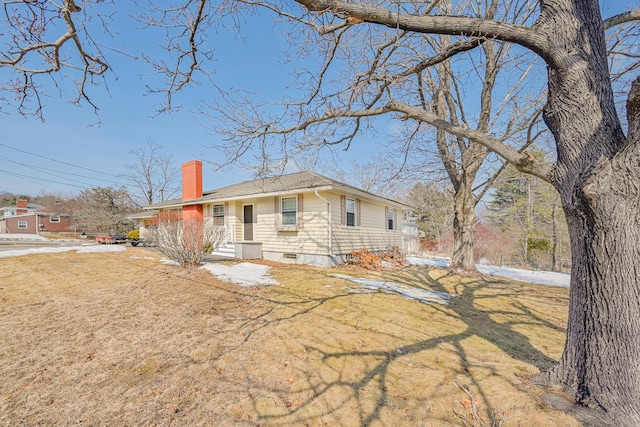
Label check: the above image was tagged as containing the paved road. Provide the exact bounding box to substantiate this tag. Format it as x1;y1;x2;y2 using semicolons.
0;239;95;251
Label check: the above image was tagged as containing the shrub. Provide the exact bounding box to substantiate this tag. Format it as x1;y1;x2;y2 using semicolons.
153;218;226;268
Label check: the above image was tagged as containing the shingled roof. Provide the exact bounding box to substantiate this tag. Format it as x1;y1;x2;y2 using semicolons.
145;170;410;210
201;170;334;200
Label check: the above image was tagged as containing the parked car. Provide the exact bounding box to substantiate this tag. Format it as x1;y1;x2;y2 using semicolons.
113;234;127;244
96;234;128;244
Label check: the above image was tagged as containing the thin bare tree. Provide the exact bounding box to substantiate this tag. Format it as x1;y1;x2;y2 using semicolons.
124;141;180;207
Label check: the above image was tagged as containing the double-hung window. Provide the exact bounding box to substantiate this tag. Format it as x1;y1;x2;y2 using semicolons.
50;214;60;223
212;204;224;226
387;208;395;230
18;221;27;229
346;198;356;227
281;197;297;226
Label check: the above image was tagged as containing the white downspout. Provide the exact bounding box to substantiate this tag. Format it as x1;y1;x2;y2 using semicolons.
314;191;332;256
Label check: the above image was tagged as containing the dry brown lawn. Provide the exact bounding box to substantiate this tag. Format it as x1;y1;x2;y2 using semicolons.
0;247;579;426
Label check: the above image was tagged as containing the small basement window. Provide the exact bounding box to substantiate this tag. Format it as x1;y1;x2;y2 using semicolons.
283;253;297;260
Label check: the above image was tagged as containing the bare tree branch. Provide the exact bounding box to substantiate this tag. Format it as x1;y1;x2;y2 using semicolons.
387;100;552;181
294;0;553;63
135;0;215;113
0;0;110;117
603;9;640;30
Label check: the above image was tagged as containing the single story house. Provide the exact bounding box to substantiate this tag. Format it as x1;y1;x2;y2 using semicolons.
0;199;74;235
136;160;417;267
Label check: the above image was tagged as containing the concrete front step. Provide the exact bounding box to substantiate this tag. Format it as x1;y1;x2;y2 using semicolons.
209;244;236;258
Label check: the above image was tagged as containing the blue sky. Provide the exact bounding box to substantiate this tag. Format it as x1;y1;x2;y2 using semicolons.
0;1;636;198
0;5;387;198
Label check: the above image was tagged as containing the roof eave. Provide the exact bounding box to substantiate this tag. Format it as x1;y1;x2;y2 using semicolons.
331;183;412;210
144;185;335;210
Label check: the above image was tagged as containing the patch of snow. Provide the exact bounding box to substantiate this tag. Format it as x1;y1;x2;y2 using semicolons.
0;245;569;289
0;233;48;241
0;245;125;259
160;258;180;266
406;256;570;288
201;262;279;287
406;256;450;268
75;245;126;254
329;274;456;305
477;265;570;288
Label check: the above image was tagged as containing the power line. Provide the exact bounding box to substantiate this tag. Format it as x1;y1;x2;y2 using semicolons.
0;171;72;193
0;169;88;189
0;155;131;187
0;184;22;194
0;142;127;179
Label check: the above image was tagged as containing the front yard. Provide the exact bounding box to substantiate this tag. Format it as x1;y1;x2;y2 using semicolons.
0;247;578;425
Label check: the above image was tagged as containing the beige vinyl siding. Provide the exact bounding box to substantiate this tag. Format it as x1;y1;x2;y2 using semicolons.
331;192;403;254
228;202;242;242
332;226;403;254
215;190;403;257
228;194;330;255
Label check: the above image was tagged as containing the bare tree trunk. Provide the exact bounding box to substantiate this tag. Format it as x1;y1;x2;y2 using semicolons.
450;179;476;271
525;177;531;264
551;203;559;272
539;2;640;422
548;156;640;423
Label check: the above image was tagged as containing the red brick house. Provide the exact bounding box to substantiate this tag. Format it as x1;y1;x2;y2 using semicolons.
0;199;74;235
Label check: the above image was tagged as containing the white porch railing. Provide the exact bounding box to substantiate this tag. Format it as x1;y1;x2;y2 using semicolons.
204;218;235;245
223;224;234;244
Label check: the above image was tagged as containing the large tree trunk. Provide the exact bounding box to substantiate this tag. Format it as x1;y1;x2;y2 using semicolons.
450;178;476;272
550;161;640;424
540;1;640;423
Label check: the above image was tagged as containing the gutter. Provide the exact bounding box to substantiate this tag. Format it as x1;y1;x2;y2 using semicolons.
144;185;335;210
314;191;332;256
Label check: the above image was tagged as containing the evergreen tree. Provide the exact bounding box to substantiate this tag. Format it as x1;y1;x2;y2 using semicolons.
488;165;569;270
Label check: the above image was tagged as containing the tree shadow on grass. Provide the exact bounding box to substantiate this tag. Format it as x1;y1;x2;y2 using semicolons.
405;267;560;371
190;268;564;426
167;262;569;426
0;252;573;426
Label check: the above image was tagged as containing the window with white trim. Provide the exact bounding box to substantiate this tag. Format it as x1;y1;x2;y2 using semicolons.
50;214;60;223
281;196;297;226
387;208;395;230
346;198;356;227
212;204;224;226
18;221;27;229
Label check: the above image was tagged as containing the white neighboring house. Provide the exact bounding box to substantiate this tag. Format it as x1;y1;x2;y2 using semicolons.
132;161;418;267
